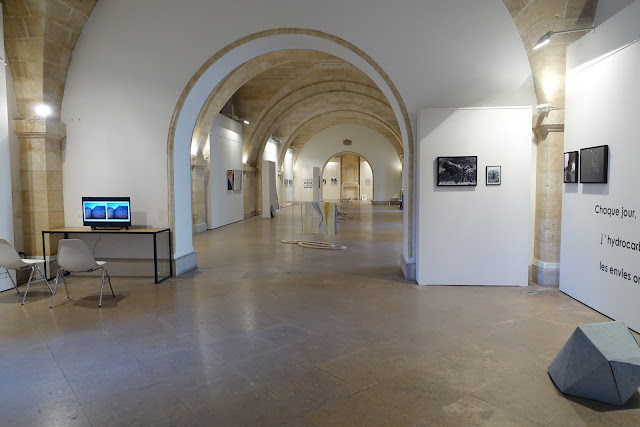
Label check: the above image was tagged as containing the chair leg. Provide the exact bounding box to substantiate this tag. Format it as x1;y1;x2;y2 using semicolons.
50;269;70;308
106;269;115;298
36;265;53;293
21;265;35;305
99;268;105;307
50;269;60;308
4;267;19;294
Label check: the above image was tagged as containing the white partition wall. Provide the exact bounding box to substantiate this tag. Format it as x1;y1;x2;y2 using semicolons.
206;115;243;229
0;9;15;292
418;107;532;286
561;2;640;332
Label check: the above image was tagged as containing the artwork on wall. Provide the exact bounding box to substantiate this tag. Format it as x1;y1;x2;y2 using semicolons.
227;170;233;190
304;179;310;188
436;156;477;186
486;166;501;185
323;178;327;185
234;169;242;191
580;145;608;184
564;151;578;183
364;179;372;185
331;178;338;185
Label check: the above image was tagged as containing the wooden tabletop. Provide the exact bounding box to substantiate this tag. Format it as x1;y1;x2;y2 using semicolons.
44;227;170;233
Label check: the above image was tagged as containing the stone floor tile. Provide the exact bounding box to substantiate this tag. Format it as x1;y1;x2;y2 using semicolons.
425;395;540;426
189;388;297;425
264;367;356;415
82;383;187;427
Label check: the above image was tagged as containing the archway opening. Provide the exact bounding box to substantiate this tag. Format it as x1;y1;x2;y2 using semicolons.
321;153;374;203
169;29;414;278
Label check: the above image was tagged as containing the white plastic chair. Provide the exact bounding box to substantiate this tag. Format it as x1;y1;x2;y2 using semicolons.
50;239;115;308
0;238;52;305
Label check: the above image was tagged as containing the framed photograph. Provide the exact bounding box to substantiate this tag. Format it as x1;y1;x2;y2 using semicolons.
234;169;242;191
486;166;501;185
436;156;477;186
580;145;608;184
564;151;578;183
227;170;233;190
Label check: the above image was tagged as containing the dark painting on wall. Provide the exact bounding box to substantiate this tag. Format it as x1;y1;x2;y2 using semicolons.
227;170;233;190
437;156;477;186
564;151;578;183
486;166;501;185
580;145;608;184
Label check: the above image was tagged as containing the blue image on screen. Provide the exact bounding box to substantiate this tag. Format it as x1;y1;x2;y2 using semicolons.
107;203;130;220
83;202;107;220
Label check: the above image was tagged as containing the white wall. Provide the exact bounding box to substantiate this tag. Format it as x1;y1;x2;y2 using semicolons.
295;124;401;202
206;114;243;229
360;159;374;201
561;1;640;331
594;0;636;26
0;8;15;291
418;107;532;286
62;0;535;270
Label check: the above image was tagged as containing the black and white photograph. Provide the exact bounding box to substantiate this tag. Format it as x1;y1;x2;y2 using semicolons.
437;156;477;186
564;151;578;183
486;166;501;185
580;145;608;183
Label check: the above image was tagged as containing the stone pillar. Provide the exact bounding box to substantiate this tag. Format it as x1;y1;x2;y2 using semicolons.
190;155;207;233
243;165;257;219
532;110;564;286
15;118;66;257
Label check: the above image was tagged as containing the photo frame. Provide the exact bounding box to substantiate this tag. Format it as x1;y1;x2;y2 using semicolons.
486;166;501;185
233;169;242;191
580;145;608;184
436;156;477;186
227;170;233;190
564;151;578;183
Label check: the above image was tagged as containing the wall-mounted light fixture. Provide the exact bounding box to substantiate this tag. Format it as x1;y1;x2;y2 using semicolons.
533;27;594;50
222;113;250;125
35;104;52;118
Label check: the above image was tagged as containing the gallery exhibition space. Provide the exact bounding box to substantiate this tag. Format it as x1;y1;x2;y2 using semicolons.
1;0;640;425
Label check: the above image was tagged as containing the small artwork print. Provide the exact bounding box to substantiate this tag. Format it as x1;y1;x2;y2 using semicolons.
227;170;233;190
580;145;608;184
331;178;338;185
486;166;501;185
234;169;242;191
564;151;578;183
437;156;477;186
364;179;372;185
323;178;327;185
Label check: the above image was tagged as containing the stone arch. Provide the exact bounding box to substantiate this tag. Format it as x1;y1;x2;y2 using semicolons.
320;151;376;201
167;29;414;270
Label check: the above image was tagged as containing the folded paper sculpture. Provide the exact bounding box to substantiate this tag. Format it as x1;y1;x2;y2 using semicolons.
548;321;640;406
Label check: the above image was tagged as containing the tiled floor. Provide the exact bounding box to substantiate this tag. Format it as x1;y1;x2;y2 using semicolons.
1;203;640;426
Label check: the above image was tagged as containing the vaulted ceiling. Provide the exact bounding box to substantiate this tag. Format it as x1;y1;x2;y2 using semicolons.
228;51;403;166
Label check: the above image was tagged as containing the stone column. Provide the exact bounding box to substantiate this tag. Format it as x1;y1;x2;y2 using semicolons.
15;118;66;257
532;110;564;286
191;155;207;233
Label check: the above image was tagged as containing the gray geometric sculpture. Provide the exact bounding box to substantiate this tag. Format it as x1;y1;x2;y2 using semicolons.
548;321;640;406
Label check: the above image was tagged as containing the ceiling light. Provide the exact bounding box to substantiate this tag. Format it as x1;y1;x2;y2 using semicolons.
243;120;249;125
35;104;52;118
533;27;594;50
